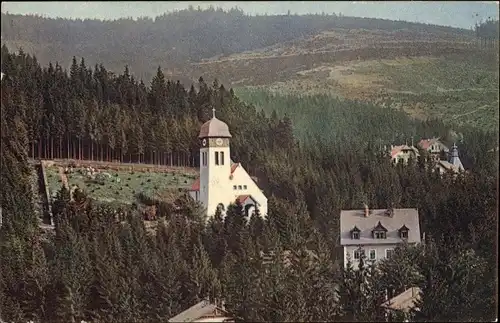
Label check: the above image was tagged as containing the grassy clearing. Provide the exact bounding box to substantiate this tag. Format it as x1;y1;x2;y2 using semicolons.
45;165;197;205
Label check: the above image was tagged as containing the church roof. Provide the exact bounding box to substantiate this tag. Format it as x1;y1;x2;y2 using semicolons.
198;112;232;138
448;143;464;171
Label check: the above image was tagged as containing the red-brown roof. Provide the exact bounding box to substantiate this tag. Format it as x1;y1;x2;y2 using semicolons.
391;145;404;158
189;162;240;191
230;163;239;174
418;138;437;150
391;145;417;158
236;195;251;203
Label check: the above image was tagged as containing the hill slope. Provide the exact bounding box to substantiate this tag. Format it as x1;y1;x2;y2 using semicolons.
1;9;472;79
2;9;498;131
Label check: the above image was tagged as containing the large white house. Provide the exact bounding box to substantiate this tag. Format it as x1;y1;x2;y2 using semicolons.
188;109;268;218
340;206;421;267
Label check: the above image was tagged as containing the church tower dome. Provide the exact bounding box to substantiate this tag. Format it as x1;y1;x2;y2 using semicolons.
199;109;232;138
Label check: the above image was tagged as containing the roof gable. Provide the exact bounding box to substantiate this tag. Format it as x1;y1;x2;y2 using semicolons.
399;224;410;232
373;221;388;232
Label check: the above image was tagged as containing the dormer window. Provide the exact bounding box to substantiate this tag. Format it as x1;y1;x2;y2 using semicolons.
372;221;388;239
399;224;409;240
350;226;361;240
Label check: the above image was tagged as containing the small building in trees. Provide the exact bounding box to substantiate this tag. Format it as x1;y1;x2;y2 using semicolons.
435;143;465;174
188;109;268;218
418;138;449;161
390;144;420;165
340;206;421;268
168;299;235;322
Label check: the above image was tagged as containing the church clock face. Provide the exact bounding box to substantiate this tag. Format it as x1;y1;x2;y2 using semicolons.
202;139;207;147
216;138;223;146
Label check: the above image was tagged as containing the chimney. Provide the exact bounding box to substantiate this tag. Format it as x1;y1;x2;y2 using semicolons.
364;203;369;217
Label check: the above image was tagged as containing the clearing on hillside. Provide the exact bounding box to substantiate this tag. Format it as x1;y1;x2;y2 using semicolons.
43;162;197;205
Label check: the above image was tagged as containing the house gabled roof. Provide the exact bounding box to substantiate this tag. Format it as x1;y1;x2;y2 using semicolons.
437;160;462;173
340;208;421;246
418;138;438;150
398;224;410;232
373;221;388;232
418;138;449;152
381;287;421;313
168;300;232;322
351;225;361;233
391;145;420;158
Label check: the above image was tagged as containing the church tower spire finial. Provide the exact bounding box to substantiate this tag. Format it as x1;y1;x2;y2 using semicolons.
212;108;216;118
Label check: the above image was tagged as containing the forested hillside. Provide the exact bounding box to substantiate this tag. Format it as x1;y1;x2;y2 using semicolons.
0;7;473;81
1;46;498;322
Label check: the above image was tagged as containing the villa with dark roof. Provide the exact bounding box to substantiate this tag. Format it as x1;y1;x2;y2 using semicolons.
340;205;421;267
188;109;267;217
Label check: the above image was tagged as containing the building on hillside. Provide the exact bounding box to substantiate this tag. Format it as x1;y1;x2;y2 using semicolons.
435;143;465;174
168;299;235;322
418;138;449;160
390;145;420;164
188;109;268;218
340;206;421;268
381;287;421;321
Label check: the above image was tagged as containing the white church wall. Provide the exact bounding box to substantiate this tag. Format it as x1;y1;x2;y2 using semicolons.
230;166;268;216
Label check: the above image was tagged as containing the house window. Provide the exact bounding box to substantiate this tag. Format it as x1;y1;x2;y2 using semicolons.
352;231;360;240
243;185;247;189
233;185;237;190
374;231;386;239
215;151;220;165
238;185;242;190
354;249;365;260
220;151;225;165
369;249;376;260
386;249;394;258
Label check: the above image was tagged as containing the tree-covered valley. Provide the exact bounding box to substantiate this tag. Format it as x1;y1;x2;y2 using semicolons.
1;33;498;322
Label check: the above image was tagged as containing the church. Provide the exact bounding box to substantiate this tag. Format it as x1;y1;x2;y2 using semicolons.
188;109;268;218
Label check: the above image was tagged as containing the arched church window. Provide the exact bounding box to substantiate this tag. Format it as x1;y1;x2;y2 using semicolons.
244;204;255;217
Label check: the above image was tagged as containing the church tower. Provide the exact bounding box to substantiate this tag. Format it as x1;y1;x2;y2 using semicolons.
198;109;232;216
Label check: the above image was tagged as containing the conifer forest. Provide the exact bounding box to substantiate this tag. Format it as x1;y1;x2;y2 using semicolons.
0;16;499;323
